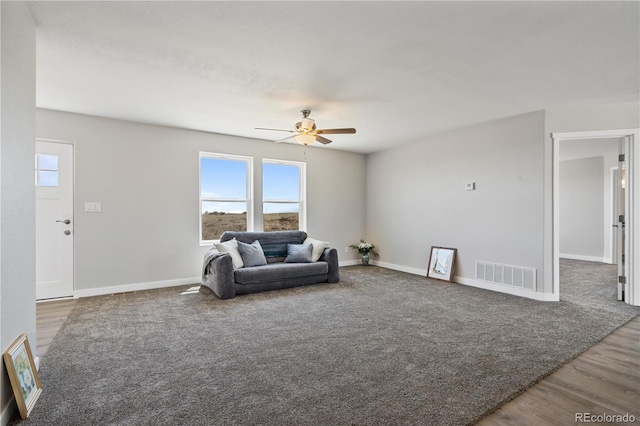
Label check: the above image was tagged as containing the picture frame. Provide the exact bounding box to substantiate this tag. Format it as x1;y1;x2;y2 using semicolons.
427;246;457;282
3;334;42;419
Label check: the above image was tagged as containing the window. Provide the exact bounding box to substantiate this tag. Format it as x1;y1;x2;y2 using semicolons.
35;153;59;187
262;160;306;231
200;153;252;243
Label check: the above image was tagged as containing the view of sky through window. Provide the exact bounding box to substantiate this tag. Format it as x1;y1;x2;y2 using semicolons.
200;157;247;213
263;162;300;213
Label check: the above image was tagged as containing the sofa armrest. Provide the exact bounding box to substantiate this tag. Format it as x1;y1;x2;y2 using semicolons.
320;247;340;283
202;248;236;299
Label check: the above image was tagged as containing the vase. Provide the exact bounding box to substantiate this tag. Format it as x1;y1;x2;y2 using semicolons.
361;254;370;266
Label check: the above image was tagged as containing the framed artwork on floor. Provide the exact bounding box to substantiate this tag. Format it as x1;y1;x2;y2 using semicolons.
3;334;42;419
427;246;457;282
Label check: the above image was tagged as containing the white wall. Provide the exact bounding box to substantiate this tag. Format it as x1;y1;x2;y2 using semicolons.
366;111;545;292
559;138;620;263
559;156;605;259
0;2;36;423
36;109;366;295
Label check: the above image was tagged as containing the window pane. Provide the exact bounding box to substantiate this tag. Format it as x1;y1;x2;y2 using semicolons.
38;154;59;171
201;201;247;240
200;157;247;199
38;171;59;187
263;163;300;201
263;202;299;232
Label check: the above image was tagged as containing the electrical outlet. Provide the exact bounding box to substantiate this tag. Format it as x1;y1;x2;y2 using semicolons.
345;246;349;253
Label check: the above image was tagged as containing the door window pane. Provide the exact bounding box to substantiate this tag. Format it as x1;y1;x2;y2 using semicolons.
37;154;59;171
38;171;59;187
36;154;59;187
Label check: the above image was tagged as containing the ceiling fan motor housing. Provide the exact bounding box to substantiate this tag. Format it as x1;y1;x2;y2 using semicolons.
296;118;316;133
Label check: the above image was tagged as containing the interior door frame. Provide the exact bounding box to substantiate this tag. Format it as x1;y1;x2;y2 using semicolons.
552;129;639;306
36;138;76;300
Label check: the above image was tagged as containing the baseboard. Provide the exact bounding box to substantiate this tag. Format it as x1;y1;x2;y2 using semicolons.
1;399;15;426
339;259;361;267
371;260;427;276
368;260;556;302
73;276;201;298
559;253;608;263
454;276;557;302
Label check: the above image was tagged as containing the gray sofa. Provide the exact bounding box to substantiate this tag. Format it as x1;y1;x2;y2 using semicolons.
201;230;339;299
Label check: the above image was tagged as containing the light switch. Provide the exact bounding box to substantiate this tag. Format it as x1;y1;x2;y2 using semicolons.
85;202;102;212
465;182;475;191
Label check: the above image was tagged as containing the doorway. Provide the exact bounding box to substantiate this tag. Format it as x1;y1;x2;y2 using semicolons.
36;140;74;300
552;129;638;306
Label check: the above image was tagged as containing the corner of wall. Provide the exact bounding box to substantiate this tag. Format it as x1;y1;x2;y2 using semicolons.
1;1;37;423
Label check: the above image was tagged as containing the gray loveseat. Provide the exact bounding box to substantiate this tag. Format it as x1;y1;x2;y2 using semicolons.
201;231;339;299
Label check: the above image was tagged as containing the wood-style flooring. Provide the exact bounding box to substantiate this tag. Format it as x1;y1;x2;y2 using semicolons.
36;299;639;425
36;298;76;358
478;316;640;425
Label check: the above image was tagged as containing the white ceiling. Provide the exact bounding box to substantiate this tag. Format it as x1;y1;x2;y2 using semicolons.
27;1;639;154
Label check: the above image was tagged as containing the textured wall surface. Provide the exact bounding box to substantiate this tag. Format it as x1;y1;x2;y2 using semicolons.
1;1;36;422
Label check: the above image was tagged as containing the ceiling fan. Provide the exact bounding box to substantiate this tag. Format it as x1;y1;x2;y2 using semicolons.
256;109;356;146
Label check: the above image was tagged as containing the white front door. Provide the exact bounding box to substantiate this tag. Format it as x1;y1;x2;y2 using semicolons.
36;141;74;300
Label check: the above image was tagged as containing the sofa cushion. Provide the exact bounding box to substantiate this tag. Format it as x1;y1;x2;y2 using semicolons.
304;237;330;262
221;231;307;259
234;262;328;285
214;238;244;270
237;240;268;267
285;243;313;263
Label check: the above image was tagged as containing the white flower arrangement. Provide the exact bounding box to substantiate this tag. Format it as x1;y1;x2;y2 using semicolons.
350;239;379;256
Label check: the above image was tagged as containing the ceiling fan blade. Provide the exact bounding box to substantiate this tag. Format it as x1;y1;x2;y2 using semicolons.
255;127;295;133
274;135;297;144
316;128;356;135
315;135;332;144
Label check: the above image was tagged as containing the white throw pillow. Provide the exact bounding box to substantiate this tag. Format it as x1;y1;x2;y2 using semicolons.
304;237;330;262
215;238;244;269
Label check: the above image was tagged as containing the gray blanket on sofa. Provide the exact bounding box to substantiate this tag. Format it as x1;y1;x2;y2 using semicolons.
201;246;227;283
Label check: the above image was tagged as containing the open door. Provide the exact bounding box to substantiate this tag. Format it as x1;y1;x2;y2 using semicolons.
552;129;638;306
616;137;630;302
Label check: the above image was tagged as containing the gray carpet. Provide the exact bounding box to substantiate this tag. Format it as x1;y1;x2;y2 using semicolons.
12;262;639;425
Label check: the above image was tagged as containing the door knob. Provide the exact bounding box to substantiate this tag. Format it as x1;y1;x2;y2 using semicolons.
56;219;71;225
64;230;71;235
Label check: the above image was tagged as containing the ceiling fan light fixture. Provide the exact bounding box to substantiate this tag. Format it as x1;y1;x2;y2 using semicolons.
294;134;316;145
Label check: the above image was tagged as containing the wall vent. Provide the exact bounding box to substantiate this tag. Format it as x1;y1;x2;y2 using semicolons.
476;261;536;291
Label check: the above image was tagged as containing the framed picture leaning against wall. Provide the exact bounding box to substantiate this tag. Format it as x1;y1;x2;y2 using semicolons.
3;334;42;419
427;246;457;282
